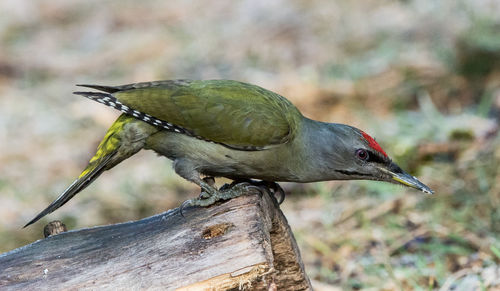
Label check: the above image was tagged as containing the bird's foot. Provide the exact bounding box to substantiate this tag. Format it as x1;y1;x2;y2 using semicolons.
254;181;286;204
220;180;286;204
179;180;286;216
179;182;261;216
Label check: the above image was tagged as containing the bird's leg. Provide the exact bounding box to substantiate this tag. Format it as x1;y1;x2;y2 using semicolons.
226;180;286;204
219;178;252;191
199;177;215;199
174;160;287;216
175;160;259;214
202;176;216;186
183;181;259;208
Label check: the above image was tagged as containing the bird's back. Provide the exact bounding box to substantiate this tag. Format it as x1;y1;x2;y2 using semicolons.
78;80;303;150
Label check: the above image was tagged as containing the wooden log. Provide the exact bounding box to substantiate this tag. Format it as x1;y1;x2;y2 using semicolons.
0;190;312;290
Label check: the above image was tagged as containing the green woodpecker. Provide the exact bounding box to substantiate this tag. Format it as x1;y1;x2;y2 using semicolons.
25;80;433;227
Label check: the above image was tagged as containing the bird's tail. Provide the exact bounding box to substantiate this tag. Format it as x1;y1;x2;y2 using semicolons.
24;114;150;227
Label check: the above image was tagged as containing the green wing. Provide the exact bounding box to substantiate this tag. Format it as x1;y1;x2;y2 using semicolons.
98;80;302;149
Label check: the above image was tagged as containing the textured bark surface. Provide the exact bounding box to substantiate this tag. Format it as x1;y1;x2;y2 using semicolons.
0;191;311;290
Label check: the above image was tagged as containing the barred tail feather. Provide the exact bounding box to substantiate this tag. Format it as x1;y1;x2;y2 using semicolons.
24;111;154;227
23;152;117;228
74;91;188;135
24;114;131;227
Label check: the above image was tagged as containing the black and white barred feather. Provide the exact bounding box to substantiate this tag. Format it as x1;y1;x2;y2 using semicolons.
74;82;268;151
73;91;191;136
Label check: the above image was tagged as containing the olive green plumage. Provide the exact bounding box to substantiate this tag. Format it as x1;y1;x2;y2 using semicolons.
24;79;433;227
85;80;302;149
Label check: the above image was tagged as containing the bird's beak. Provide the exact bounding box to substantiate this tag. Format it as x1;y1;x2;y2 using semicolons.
378;163;434;194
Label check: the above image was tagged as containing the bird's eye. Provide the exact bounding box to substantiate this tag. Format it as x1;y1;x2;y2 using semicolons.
356;149;368;160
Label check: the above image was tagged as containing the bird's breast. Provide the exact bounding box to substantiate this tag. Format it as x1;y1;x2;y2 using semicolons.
144;131;304;182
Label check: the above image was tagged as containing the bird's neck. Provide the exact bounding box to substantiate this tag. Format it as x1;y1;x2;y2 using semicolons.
288;118;350;182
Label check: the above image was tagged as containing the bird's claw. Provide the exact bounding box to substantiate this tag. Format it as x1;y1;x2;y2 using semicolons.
270;182;286;204
250;181;286;204
179;182;258;216
179;199;191;218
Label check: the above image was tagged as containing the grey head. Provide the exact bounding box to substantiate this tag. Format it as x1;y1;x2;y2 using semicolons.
305;120;433;194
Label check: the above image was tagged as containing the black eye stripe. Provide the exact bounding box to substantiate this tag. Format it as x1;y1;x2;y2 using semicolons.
335;169;371;176
366;150;386;164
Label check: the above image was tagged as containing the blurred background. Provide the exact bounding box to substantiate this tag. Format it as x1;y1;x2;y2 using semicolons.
0;0;499;290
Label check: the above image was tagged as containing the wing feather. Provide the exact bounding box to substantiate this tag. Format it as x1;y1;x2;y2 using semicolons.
111;80;302;149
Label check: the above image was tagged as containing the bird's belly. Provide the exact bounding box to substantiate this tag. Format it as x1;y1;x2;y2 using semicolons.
145;132;302;182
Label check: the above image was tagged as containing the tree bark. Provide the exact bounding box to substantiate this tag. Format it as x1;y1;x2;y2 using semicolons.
0;190;311;290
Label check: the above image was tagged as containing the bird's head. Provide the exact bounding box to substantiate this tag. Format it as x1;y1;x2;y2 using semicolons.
314;123;433;194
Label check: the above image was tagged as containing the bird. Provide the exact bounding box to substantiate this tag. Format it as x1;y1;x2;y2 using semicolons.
24;79;433;227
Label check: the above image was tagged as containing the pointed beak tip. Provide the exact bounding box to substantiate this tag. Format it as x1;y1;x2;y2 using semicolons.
421;187;434;195
390;173;434;195
377;164;434;195
410;177;434;195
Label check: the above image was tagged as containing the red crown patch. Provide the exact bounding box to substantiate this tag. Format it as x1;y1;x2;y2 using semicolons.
361;131;387;157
